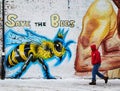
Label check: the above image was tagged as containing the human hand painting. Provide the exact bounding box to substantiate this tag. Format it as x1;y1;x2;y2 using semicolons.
75;0;120;73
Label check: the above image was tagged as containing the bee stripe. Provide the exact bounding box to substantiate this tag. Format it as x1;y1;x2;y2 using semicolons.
12;50;18;64
30;44;35;53
19;44;27;61
28;44;36;58
24;43;30;57
8;55;15;66
15;46;24;62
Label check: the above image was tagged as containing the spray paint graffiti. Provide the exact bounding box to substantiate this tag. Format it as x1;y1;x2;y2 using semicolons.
5;14;31;27
5;28;75;79
50;14;75;28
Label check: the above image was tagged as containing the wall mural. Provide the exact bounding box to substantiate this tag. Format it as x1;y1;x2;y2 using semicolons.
5;28;74;79
75;0;120;78
0;0;120;79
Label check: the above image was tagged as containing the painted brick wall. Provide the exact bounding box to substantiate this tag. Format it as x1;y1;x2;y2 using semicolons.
0;0;119;79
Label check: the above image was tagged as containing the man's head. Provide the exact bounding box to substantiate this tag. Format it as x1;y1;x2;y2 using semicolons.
90;44;96;51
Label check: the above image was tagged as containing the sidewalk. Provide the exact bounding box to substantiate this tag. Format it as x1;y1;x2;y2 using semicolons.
0;78;120;91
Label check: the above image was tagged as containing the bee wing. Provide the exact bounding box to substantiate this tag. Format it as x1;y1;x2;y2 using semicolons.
5;28;49;47
24;28;49;44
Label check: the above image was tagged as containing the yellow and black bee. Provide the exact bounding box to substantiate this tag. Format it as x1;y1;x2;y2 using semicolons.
5;28;74;79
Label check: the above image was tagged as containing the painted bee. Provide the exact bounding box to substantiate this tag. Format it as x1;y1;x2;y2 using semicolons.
5;28;74;79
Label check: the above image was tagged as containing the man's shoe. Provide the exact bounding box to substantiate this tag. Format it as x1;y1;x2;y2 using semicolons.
104;77;108;83
89;81;96;85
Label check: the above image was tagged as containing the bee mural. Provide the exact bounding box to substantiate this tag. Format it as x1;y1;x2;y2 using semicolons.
5;28;75;79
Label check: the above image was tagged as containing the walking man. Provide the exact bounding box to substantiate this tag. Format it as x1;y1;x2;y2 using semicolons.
89;44;108;85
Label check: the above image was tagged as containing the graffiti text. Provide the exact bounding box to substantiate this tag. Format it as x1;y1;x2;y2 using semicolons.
50;14;75;28
5;14;31;27
35;22;46;27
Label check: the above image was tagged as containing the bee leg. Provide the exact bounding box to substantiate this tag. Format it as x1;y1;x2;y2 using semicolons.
14;54;33;78
38;58;56;79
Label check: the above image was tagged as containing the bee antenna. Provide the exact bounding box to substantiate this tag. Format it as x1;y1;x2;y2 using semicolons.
55;28;69;40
